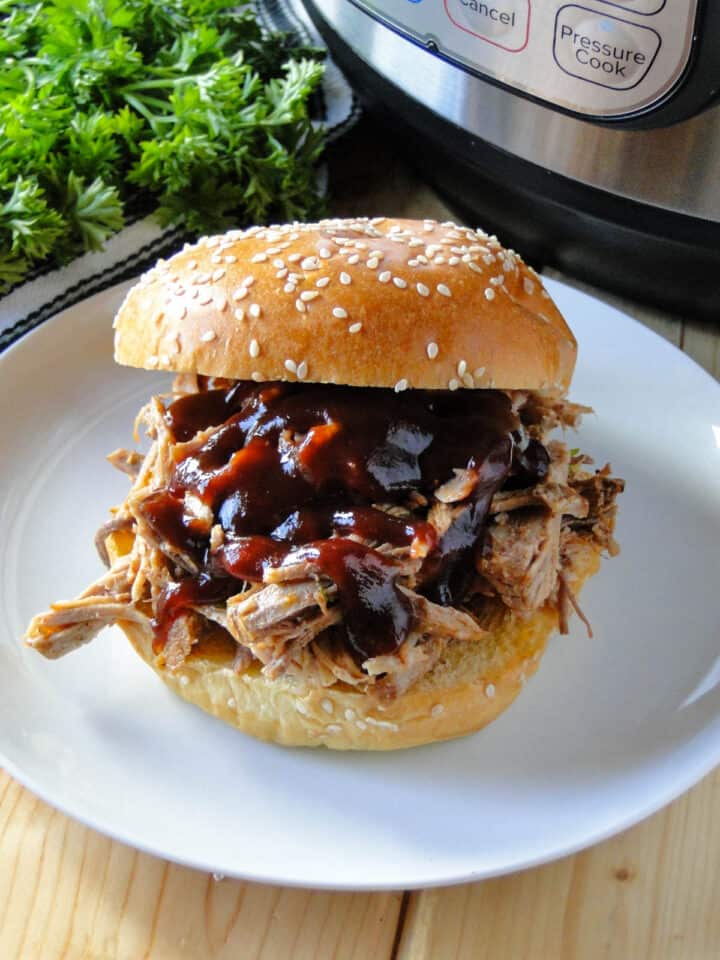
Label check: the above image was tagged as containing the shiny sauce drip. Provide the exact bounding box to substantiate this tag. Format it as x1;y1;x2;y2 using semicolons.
146;382;545;661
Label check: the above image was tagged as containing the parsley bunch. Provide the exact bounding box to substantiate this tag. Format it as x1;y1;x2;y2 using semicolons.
0;0;326;290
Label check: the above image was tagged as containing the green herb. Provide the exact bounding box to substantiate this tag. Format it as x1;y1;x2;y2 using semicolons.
0;0;326;289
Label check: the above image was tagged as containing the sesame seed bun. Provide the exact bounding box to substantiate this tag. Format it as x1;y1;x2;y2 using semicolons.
113;218;577;392
108;532;602;750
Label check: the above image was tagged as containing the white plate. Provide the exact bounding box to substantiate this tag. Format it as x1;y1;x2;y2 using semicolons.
1;278;719;890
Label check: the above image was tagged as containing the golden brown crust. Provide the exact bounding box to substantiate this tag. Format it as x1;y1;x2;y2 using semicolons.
113;218;576;392
117;541;601;751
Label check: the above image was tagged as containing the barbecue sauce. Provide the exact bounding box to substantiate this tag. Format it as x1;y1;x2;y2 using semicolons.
148;381;544;660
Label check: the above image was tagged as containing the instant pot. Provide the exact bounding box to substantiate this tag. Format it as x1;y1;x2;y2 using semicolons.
303;0;720;317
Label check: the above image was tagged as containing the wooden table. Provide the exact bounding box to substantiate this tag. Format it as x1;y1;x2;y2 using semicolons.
2;121;719;960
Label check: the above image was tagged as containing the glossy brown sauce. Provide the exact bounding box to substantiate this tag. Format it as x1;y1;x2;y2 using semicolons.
146;381;548;662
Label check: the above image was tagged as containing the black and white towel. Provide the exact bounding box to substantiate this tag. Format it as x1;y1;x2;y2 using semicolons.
0;0;358;355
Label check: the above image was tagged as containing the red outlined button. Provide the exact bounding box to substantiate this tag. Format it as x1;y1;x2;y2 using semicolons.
443;0;531;53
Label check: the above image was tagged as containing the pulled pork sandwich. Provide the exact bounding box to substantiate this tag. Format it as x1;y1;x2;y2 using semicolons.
25;217;623;749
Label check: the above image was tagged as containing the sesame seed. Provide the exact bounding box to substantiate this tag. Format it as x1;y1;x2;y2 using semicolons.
224;255;237;264
541;289;551;299
212;268;225;281
448;378;460;391
462;373;475;388
321;698;334;714
427;342;439;360
300;290;320;302
408;259;419;267
319;247;332;259
474;366;485;379
366;257;379;269
215;295;228;312
187;259;198;270
301;256;320;270
249;339;260;358
200;330;216;342
457;359;467;376
416;282;430;297
431;704;445;717
448;256;460;266
483;254;495;265
326;724;342;734
285;358;297;373
365;716;400;731
356;719;367;731
345;708;356;721
251;370;262;381
177;304;187;320
234;308;245;321
467;261;484;274
284;282;296;295
490;275;504;286
206;236;219;248
251;253;267;263
316;277;330;288
146;354;158;367
297;360;308;380
393;276;407;289
179;674;189;687
437;283;452;297
249;303;261;318
287;253;302;263
232;287;247;301
348;322;363;334
434;256;446;265
484;288;496;301
198;294;213;306
227;697;237;709
523;277;535;295
295;298;306;313
332;306;348;319
273;258;285;269
394;378;409;392
340;272;351;285
378;271;391;283
295;701;308;715
347;254;360;265
486;683;496;699
195;272;211;284
276;268;288;279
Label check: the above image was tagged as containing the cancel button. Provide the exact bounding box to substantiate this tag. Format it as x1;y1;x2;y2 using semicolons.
554;6;661;90
444;0;530;52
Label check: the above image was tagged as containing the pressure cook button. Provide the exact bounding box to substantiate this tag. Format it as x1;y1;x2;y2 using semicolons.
444;0;531;52
553;6;661;90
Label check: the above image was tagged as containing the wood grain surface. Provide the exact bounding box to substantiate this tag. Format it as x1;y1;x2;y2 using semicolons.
2;119;718;959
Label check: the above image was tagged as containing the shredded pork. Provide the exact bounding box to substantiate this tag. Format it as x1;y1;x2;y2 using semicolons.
25;384;623;697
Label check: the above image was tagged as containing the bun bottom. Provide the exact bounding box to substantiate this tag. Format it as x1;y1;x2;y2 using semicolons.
118;543;602;750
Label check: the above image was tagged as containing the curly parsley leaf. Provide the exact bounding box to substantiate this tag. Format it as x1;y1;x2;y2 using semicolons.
0;0;326;290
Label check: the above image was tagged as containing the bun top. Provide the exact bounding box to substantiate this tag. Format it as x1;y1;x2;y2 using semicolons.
114;217;576;392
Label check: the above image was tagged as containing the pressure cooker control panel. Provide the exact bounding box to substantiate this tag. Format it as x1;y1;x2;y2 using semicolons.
351;0;698;117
